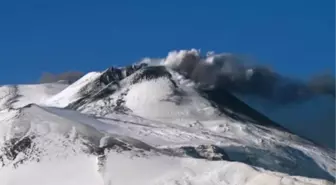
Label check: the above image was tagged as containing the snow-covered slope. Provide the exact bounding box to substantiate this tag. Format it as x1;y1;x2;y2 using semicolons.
0;83;68;110
0;60;335;184
46;72;102;107
0;104;334;185
1;151;333;185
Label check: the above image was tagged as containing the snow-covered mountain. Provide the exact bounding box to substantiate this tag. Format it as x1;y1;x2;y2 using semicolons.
0;51;335;185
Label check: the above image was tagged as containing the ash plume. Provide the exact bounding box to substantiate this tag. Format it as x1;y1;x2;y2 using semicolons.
159;49;335;104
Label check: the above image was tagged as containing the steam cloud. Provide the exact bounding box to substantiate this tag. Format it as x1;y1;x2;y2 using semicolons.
158;49;335;104
39;71;84;84
39;49;334;104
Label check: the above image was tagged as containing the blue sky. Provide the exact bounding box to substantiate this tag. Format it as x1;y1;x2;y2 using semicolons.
0;0;334;84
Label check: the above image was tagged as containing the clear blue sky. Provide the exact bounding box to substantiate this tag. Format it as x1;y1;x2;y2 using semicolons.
0;0;334;84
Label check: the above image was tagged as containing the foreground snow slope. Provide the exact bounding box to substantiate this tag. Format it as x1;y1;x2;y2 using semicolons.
1;152;333;185
0;104;333;185
0;60;335;184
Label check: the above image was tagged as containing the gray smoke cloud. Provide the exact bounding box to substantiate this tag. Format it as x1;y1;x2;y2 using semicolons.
39;71;84;84
161;50;335;104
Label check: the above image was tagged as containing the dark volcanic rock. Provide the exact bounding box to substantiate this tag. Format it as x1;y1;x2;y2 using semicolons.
178;145;230;161
0;127;160;170
131;66;173;84
67;65;175;112
67;63;149;110
100;63;148;86
0;136;38;168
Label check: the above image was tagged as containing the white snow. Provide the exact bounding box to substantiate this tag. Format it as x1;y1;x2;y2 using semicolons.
0;151;332;185
46;72;101;107
0;83;68;110
125;77;209;119
0;155;103;185
14;83;69;108
103;153;333;185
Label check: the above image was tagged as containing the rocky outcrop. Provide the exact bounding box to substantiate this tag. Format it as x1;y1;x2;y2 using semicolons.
66;63;148;110
180;145;230;161
159;145;230;161
0;136;35;168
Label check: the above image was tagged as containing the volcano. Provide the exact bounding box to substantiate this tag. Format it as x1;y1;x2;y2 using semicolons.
0;55;334;185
